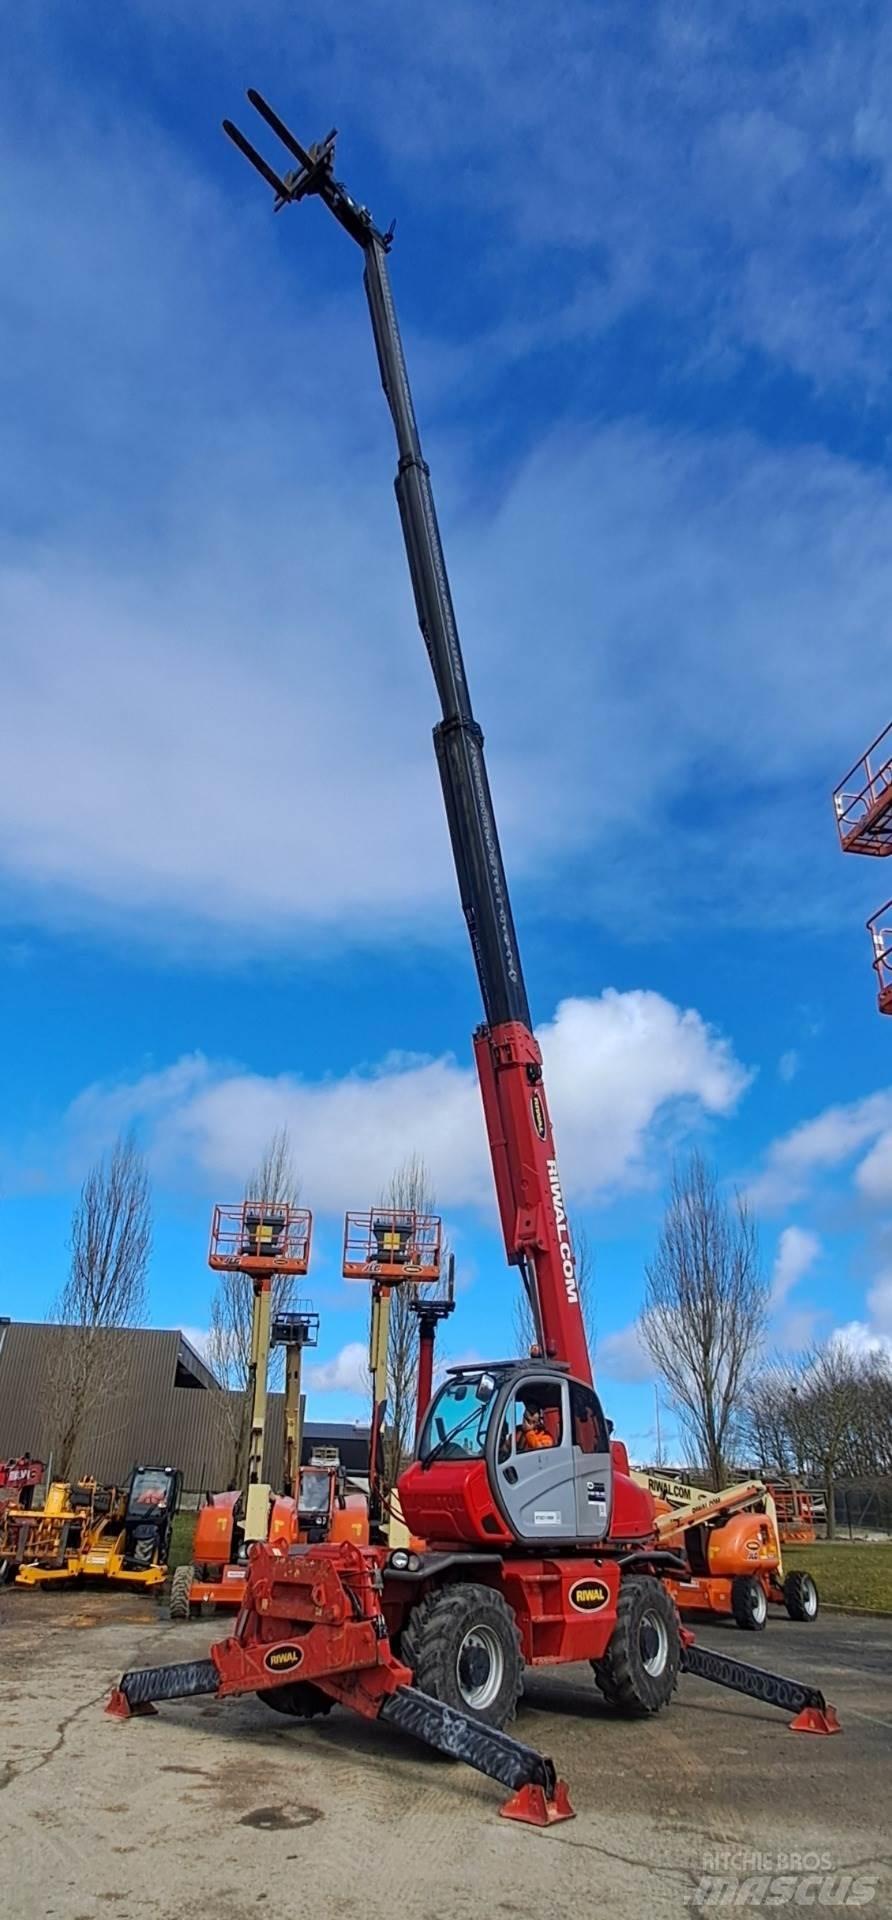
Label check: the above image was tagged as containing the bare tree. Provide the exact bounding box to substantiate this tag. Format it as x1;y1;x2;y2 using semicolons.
791;1342;864;1539
206;1126;301;1484
741;1361;800;1477
639;1153;767;1490
45;1134;151;1479
378;1154;444;1493
513;1223;596;1363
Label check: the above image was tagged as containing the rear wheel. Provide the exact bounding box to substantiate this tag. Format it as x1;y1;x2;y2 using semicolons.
257;1681;334;1718
784;1571;819;1622
731;1575;768;1631
593;1576;680;1716
401;1582;523;1731
169;1562;195;1621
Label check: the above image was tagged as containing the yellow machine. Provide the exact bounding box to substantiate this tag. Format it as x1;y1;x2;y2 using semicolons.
4;1466;181;1588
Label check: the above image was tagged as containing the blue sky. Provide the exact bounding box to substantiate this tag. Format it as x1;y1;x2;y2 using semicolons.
2;2;892;1459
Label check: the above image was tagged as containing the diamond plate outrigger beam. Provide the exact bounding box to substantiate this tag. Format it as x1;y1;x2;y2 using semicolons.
680;1637;841;1735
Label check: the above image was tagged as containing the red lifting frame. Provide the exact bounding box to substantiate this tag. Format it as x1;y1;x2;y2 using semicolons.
342;1209;442;1282
833;720;892;855
868;901;892;1016
208;1201;313;1275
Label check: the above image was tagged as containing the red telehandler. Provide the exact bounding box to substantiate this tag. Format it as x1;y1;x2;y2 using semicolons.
109;97;840;1825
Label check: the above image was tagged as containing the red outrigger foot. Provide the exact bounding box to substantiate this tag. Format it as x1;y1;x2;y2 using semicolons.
790;1704;841;1736
105;1687;157;1719
500;1779;575;1827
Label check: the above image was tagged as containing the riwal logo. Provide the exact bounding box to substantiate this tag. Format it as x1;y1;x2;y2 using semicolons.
263;1643;304;1674
546;1159;578;1304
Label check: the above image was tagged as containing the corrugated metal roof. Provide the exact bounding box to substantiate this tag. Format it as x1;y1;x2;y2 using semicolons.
0;1321;369;1492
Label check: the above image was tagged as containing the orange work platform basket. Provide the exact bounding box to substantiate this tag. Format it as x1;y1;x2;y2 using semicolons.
868;902;892;1016
833;720;892;856
342;1208;441;1282
208;1201;313;1275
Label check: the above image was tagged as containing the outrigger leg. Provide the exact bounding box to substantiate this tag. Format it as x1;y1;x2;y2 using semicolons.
680;1632;841;1735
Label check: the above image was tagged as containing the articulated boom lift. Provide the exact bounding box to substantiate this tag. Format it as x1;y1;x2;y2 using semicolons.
110;98;840;1823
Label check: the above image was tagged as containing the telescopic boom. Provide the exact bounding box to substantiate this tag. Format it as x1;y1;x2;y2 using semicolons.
223;97;591;1384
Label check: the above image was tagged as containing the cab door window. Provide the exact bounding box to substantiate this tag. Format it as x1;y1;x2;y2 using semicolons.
570;1382;608;1455
506;1387;564;1455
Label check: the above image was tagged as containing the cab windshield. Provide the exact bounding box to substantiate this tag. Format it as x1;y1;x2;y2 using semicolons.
128;1470;171;1512
419;1374;499;1464
299;1470;331;1511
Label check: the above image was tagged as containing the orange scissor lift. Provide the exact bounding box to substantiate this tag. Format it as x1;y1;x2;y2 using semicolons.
833;720;892;1014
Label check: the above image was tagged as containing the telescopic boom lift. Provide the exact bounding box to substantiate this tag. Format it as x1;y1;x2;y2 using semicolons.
110;99;841;1824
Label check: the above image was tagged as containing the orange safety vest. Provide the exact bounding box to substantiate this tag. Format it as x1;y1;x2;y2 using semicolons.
517;1427;555;1452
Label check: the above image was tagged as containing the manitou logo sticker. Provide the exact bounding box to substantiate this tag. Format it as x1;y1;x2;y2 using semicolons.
569;1578;610;1613
263;1643;304;1674
546;1160;578;1303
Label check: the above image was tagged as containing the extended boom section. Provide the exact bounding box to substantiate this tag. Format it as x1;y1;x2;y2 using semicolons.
222;92;589;1384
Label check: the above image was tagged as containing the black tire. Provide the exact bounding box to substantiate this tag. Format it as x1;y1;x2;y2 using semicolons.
784;1570;819;1622
257;1681;334;1718
731;1574;768;1631
400;1582;523;1731
0;1558;15;1586
169;1562;195;1621
593;1576;680;1716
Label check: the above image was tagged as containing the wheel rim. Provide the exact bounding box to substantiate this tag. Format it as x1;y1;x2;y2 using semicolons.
638;1608;669;1676
457;1624;505;1710
802;1577;818;1617
753;1584;767;1624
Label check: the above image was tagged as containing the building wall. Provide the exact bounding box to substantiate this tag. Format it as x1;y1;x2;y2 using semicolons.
0;1321;369;1495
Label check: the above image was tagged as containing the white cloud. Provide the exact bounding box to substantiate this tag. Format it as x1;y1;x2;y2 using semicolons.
770;1226;821;1313
3;47;892;950
828;1321;892;1363
748;1090;892;1210
56;989;748;1213
306;1342;370;1396
866;1272;892;1337
597;1322;655;1386
179;1324;212;1363
778;1051;800;1084
855;1131;892;1204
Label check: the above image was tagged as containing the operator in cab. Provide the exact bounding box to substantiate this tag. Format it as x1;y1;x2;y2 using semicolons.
516;1403;554;1453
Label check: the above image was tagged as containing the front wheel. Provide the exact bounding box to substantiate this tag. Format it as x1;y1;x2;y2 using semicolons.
784;1571;819;1622
593;1575;680;1716
169;1562;195;1621
401;1582;523;1731
731;1575;768;1631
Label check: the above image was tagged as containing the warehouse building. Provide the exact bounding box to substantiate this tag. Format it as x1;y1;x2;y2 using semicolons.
0;1319;369;1497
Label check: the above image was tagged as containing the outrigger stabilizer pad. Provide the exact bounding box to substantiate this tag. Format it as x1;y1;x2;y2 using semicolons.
789;1704;842;1735
500;1780;575;1827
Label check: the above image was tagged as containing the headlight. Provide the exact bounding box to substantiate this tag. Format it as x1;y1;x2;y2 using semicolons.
389;1549;422;1573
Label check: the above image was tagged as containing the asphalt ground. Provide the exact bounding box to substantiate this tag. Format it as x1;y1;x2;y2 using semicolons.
0;1587;889;1920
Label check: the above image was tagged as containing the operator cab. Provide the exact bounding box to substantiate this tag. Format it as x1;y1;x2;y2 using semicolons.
401;1362;613;1548
123;1466;181;1569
